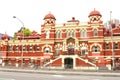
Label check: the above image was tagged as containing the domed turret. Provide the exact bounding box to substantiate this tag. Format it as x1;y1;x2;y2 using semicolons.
1;33;10;40
88;9;102;17
43;12;56;25
44;13;56;20
88;9;103;24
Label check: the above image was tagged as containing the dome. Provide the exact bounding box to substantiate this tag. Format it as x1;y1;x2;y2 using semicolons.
88;9;102;17
44;13;56;20
1;33;10;40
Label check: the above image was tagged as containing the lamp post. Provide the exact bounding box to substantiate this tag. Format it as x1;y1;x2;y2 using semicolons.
13;16;24;68
110;11;115;70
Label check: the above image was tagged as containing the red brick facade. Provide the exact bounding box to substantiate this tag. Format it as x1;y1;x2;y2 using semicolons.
0;9;120;70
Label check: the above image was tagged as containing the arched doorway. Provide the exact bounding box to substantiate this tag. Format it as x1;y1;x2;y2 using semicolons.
64;58;73;69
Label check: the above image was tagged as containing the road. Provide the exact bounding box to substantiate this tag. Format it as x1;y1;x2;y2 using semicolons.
0;71;120;80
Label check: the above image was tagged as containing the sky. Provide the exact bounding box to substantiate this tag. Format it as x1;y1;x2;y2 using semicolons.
0;0;120;36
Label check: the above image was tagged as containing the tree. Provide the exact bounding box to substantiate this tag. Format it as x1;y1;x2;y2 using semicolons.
23;28;31;36
13;27;31;40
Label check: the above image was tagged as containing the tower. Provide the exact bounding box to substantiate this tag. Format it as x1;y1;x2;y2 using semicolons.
43;12;56;25
41;13;56;39
88;9;103;24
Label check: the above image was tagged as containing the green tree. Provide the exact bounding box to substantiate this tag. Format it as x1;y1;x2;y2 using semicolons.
13;32;17;40
13;27;31;40
24;28;31;36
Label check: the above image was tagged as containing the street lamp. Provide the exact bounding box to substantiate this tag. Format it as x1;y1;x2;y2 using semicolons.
13;16;24;68
110;11;115;70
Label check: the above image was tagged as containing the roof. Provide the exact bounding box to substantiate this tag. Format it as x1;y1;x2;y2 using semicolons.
67;17;79;22
44;13;56;20
88;9;102;17
1;33;10;40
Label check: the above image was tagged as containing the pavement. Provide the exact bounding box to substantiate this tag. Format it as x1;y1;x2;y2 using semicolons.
0;67;120;77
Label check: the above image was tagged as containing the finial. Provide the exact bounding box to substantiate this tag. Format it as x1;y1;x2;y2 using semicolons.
94;8;96;11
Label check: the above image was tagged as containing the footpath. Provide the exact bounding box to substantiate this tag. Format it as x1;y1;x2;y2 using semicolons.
0;67;120;77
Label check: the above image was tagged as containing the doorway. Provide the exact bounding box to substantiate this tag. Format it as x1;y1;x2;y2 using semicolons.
64;58;73;69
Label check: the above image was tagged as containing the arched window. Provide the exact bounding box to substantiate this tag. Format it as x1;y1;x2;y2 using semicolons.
56;31;59;38
80;46;88;55
83;30;87;37
92;46;100;52
44;47;51;53
93;29;98;36
73;30;76;37
66;31;69;38
16;46;19;51
59;31;62;38
22;45;26;51
55;48;60;56
29;45;33;51
9;46;13;51
35;45;40;51
46;31;50;39
70;31;72;37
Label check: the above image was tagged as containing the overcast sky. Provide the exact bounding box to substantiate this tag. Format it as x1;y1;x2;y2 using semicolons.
0;0;120;36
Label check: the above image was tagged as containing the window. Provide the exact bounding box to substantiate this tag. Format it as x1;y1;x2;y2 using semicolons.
55;49;60;55
83;30;87;37
16;46;19;51
106;43;110;49
29;46;33;51
93;29;98;36
60;31;62;38
56;31;59;38
70;31;72;37
46;31;50;39
80;46;88;55
114;43;118;49
56;31;62;38
9;46;13;51
80;30;83;37
36;45;40;51
80;30;87;38
73;30;76;37
44;47;50;53
66;31;69;38
92;46;100;52
22;46;26;51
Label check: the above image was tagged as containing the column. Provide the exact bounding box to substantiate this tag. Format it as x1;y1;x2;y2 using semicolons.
73;58;76;69
15;57;19;67
2;58;6;67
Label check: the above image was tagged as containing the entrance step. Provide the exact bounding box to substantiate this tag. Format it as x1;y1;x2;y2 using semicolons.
43;55;62;67
76;55;96;67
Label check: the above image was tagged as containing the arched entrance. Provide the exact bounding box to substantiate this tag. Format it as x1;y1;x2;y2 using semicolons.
64;58;73;69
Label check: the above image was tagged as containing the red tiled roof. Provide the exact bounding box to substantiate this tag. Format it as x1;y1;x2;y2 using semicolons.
44;13;56;20
88;9;102;17
2;33;10;40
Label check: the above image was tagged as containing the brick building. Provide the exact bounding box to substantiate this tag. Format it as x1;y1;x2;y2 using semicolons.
0;9;120;70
